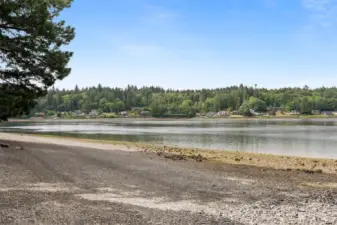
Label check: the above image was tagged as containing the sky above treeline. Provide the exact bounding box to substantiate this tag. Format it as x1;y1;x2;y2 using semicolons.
57;0;337;90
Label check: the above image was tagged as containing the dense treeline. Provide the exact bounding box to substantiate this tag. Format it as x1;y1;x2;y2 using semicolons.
31;84;337;117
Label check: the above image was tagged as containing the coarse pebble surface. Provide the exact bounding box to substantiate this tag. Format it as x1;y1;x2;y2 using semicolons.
0;133;337;224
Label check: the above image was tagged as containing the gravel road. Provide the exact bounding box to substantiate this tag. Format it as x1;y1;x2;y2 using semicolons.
1;139;337;224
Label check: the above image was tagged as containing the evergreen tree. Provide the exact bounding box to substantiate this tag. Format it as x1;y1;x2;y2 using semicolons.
0;0;75;120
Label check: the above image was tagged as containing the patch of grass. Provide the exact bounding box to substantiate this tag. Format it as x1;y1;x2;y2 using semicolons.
229;115;244;119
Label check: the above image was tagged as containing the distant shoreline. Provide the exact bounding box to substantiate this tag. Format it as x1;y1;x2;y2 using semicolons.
7;115;337;123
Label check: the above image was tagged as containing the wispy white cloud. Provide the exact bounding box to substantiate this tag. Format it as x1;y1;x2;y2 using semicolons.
295;0;337;49
302;0;333;11
142;5;179;24
301;0;337;28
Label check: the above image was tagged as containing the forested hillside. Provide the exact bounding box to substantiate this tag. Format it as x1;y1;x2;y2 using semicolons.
31;84;337;117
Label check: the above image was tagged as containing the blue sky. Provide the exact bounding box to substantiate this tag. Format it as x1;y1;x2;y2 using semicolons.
57;0;337;89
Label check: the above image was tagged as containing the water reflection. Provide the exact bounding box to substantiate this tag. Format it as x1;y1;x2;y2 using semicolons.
2;119;337;159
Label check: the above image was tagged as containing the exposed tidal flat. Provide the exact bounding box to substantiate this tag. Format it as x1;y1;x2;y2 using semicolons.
1;131;337;174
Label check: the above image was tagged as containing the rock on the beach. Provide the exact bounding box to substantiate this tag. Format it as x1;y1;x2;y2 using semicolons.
0;143;10;148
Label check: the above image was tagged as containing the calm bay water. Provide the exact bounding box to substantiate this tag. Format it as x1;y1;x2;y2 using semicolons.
2;119;337;158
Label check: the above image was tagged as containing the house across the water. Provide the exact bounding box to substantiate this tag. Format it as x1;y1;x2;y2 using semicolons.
321;110;333;116
89;110;98;116
217;111;229;117
120;111;128;117
140;111;151;117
